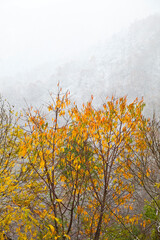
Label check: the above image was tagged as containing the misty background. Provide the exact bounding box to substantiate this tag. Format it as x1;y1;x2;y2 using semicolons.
0;0;160;114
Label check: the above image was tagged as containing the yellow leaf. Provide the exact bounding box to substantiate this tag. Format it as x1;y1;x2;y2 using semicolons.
56;199;62;203
49;225;55;233
64;234;71;239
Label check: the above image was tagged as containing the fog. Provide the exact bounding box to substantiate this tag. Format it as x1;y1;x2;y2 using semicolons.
0;0;160;78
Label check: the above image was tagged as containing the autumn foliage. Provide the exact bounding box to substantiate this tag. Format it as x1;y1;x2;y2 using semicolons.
0;87;159;240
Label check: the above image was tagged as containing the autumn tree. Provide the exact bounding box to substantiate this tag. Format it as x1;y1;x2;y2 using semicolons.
69;96;148;240
128;115;160;239
17;88;76;239
15;87;149;240
0;97;21;239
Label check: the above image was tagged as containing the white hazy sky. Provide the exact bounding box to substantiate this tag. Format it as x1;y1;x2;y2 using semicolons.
0;0;160;77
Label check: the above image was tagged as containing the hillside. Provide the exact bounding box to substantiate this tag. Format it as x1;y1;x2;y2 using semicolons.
1;14;160;114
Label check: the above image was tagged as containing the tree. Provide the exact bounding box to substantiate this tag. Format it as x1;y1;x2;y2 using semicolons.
16;88;148;240
70;96;147;239
0;97;20;239
129;115;160;239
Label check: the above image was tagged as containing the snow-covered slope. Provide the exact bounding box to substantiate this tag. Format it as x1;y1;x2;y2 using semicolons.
1;14;160;115
47;14;160;114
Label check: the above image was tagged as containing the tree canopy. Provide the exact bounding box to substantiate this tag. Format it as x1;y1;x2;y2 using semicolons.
0;88;159;240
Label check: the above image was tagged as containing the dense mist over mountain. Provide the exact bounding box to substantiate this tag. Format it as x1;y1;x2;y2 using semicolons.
1;14;160;115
